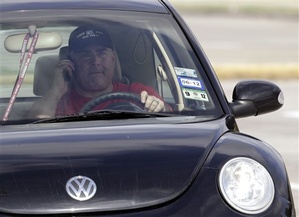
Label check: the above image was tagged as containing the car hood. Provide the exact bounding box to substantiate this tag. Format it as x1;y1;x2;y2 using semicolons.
0;117;229;215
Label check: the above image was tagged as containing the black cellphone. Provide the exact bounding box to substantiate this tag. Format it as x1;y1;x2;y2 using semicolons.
63;55;73;82
63;70;70;82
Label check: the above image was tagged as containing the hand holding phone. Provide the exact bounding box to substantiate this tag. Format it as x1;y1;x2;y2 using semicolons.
62;55;74;82
60;56;74;83
52;58;74;96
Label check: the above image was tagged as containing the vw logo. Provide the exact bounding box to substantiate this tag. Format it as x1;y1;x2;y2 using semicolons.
66;176;97;201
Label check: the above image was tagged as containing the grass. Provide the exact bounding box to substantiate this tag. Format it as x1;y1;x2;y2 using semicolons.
214;64;299;79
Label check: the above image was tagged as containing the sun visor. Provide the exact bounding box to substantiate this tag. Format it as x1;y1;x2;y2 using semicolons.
4;32;63;53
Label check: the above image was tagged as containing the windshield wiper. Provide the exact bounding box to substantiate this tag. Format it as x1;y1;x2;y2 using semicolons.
32;110;174;124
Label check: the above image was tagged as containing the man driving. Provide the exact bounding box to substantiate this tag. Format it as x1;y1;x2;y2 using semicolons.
28;25;167;118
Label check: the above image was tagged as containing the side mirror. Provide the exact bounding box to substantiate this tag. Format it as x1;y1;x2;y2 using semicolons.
229;80;284;118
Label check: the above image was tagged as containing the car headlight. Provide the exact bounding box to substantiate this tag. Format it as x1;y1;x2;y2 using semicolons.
218;157;274;214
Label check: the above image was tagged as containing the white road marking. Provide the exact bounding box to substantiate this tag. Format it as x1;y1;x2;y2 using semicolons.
291;183;299;191
204;42;243;50
283;111;299;119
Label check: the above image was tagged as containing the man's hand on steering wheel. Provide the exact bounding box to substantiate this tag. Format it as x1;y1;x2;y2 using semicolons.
140;91;165;112
79;91;166;113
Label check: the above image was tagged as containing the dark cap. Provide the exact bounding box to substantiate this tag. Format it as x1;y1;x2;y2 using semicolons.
68;25;113;52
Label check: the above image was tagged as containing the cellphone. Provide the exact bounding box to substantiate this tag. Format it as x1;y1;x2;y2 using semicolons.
63;70;70;82
62;55;73;82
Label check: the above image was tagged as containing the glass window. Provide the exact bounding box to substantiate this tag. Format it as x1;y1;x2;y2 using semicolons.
0;10;223;123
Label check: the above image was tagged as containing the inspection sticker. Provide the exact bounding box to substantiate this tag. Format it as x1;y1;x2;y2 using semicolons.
182;88;209;102
174;67;198;78
178;77;204;90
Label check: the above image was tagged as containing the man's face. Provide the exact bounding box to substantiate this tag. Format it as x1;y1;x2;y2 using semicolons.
71;44;115;93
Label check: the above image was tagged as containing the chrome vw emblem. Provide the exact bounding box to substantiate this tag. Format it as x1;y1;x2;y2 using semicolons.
66;176;97;201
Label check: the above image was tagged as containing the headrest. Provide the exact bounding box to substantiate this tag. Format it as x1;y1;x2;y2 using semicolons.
33;55;59;96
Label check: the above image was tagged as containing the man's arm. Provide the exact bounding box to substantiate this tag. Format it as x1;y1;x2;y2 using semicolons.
27;88;64;118
27;60;74;118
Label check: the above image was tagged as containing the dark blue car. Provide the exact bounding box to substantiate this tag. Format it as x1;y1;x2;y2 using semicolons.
0;0;295;216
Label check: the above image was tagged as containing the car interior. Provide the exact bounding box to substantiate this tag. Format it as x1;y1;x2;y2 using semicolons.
0;14;221;122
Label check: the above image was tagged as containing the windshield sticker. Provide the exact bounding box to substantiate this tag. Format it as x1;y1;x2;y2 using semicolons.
178;77;204;90
174;67;198;78
182;88;209;102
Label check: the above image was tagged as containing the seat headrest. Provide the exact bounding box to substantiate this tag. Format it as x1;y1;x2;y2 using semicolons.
33;55;58;96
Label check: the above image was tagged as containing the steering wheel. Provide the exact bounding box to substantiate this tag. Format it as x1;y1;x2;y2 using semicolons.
79;92;144;113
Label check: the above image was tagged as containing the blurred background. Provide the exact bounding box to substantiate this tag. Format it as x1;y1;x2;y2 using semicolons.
169;0;298;214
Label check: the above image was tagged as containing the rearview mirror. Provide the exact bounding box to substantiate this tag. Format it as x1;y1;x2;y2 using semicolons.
229;80;284;118
5;32;62;53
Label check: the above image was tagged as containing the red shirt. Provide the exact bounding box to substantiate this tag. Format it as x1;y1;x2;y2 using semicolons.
56;82;163;115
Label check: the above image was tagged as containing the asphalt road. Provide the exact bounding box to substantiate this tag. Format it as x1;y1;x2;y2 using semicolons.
191;15;297;64
179;13;298;213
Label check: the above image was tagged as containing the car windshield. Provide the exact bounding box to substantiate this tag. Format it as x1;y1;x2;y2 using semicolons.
0;10;223;124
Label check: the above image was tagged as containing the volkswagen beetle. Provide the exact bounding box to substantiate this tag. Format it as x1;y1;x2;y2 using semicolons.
0;0;296;216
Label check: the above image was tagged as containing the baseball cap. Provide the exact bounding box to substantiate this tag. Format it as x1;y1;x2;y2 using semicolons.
68;25;113;52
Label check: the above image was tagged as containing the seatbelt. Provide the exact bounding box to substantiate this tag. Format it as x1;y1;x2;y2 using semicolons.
2;27;39;121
